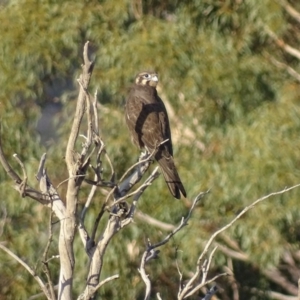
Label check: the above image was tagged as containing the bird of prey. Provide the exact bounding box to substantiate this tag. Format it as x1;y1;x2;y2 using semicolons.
125;71;186;199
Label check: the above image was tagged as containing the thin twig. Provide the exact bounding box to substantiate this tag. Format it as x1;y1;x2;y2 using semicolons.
56;174;86;190
90;202;107;244
198;185;300;270
121;167;160;227
184;273;227;299
138;249;152;300
77;79;93;161
176;247;184;297
59;40;94;300
0;243;51;300
93;274;119;292
139;191;209;299
81;184;97;222
36;153;47;181
180;184;300;299
111;170;160;209
151;191;209;249
104;151;115;182
93;89;99;134
156;293;163;300
202;246;218;284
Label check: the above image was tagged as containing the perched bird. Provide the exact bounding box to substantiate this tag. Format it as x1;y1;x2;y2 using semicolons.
125;71;186;199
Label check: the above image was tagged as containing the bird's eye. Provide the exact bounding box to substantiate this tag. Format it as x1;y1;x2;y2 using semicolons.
143;74;150;78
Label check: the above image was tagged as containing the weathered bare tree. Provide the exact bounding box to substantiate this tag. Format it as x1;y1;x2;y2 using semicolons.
0;42;159;300
1;42;300;300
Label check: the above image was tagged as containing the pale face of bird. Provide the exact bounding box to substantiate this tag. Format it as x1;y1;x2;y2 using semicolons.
135;71;159;87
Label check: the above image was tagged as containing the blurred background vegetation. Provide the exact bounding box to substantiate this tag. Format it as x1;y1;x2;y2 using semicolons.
1;0;300;299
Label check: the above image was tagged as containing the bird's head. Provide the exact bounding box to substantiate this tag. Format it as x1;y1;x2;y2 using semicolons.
135;71;158;88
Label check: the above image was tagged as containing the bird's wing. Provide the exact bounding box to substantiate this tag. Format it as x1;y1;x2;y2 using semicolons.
138;101;165;151
125;90;144;148
156;96;173;156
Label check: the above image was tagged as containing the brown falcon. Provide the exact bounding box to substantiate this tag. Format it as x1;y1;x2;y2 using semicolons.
125;71;186;199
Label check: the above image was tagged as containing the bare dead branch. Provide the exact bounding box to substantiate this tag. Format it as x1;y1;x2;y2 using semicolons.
83;138;115;189
119;150;155;183
139;191;209;299
93;90;99;134
122;167;160;227
197;184;300;271
77;79;94;163
59;41;95;299
138;249;152;300
90;203;107;247
184;273;227;299
36;154;51;195
114;151;154;199
151;191;209;249
176;247;184;295
0;243;52;300
178;246;224;299
77;274;119;300
93;274;119;293
104;151;115;182
36;153;47;181
75;82;105;253
156;293;163;300
65;41;94;168
86;150;117;245
81;166;161;297
179;184;300;299
202;246;218;284
81;184;98;222
111;171;159;208
81;215;121;299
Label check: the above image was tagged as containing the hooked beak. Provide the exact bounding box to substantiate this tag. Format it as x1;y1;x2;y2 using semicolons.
151;74;158;82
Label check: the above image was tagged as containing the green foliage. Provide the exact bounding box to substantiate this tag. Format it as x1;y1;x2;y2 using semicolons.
1;0;300;299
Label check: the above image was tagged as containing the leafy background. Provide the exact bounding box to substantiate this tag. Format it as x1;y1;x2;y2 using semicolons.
0;0;300;299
